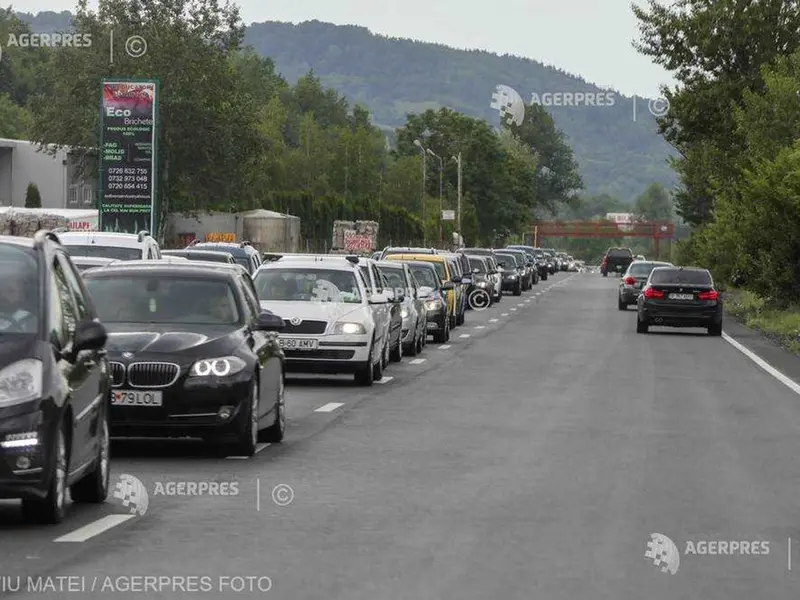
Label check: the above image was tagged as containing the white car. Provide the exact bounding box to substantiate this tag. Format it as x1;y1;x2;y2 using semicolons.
56;230;161;261
252;255;389;386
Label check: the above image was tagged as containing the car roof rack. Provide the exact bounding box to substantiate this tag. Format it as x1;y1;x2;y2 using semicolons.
33;229;61;247
262;253;282;261
137;230;151;242
344;255;359;265
240;241;251;247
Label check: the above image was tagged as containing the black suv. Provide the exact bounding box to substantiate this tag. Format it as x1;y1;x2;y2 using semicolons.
82;260;286;456
601;247;634;277
0;230;112;523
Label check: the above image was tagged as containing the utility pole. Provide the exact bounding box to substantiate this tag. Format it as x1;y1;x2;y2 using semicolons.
414;139;427;246
427;149;443;244
451;153;462;246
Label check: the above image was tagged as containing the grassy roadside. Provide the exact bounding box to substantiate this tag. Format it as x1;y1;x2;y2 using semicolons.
723;287;800;354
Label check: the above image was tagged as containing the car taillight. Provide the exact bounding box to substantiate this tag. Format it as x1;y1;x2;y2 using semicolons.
623;276;635;285
643;288;663;299
698;290;718;301
601;257;607;266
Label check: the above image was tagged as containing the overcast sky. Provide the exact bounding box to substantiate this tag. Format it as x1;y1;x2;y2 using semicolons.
13;0;675;97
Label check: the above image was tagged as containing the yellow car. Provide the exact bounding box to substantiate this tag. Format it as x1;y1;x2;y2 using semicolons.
383;254;457;323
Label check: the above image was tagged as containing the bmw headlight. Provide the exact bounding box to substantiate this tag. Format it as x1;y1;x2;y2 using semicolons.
332;322;366;335
0;359;42;407
400;307;409;319
190;356;247;378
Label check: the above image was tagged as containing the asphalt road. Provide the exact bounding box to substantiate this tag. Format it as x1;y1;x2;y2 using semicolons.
2;270;800;599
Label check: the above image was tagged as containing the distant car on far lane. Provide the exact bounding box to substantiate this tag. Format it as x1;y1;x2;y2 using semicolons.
636;266;722;336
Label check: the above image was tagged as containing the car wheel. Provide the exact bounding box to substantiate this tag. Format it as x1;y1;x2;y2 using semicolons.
22;421;68;524
450;314;457;329
602;272;608;277
390;335;403;362
542;273;548;280
636;318;649;334
354;343;374;386
457;311;465;326
416;331;424;353
71;408;110;503
513;283;522;296
618;297;626;311
260;371;285;443
231;381;259;457
708;322;723;337
380;340;389;370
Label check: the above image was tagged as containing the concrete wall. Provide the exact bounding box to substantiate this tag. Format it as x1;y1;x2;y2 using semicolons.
163;210;300;252
0;139;95;209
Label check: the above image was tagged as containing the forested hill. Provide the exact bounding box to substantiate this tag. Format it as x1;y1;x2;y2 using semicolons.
19;12;675;202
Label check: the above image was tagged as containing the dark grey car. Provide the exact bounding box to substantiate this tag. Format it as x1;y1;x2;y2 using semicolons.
618;261;673;309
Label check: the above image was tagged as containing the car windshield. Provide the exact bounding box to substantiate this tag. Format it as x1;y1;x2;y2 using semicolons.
629;262;668;276
495;254;518;267
380;268;407;291
63;245;141;260
468;258;486;273
408;265;438;289
415;260;446;279
650;269;712;285
0;244;39;334
608;249;632;257
84;275;240;324
253;268;362;303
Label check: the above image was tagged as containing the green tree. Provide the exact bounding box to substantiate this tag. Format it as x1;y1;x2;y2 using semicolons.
24;183;41;208
632;183;673;221
633;0;800;226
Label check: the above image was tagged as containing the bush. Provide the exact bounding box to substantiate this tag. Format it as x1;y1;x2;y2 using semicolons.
24;183;41;208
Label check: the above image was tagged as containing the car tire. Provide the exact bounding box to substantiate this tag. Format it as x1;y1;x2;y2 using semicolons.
354;341;375;386
390;336;403;362
618;297;627;311
231;381;259;457
22;420;68;524
416;332;424;353
708;322;723;337
542;273;548;281
457;311;465;326
636;318;649;334
259;372;285;443
373;344;386;381
513;283;522;296
70;408;110;504
406;333;418;356
602;272;608;277
450;314;457;329
381;341;389;370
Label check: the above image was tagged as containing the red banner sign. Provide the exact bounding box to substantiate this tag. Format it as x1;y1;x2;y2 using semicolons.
343;230;372;251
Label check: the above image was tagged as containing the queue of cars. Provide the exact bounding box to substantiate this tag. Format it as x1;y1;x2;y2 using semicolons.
614;257;724;336
0;228;576;525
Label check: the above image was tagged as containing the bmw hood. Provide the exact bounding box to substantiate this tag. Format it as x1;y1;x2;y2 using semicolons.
104;323;238;356
259;300;364;324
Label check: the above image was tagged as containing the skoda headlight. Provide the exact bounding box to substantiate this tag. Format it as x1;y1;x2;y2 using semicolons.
425;299;442;311
190;356;246;378
0;359;42;407
332;322;366;335
400;307;409;319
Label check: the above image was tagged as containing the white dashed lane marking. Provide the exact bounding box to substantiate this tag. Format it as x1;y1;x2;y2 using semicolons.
475;326;485;329
459;334;471;338
376;376;394;384
501;313;509;317
315;403;345;413
55;514;136;543
489;318;498;323
438;345;451;350
409;358;426;364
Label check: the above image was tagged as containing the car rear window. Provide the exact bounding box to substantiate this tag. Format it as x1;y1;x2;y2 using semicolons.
649;269;712;285
629;263;661;276
608;249;632;257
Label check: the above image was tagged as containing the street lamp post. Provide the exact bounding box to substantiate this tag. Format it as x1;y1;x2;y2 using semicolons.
451;153;462;245
427;149;443;244
413;139;427;246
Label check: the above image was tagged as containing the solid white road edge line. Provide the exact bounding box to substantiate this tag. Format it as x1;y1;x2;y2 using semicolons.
315;402;345;413
722;332;800;395
55;514;136;543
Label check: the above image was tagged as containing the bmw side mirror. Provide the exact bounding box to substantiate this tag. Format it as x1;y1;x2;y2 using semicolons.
255;311;285;331
73;319;108;356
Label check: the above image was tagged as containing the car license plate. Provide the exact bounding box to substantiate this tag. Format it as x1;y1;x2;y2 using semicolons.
670;293;694;300
112;390;162;407
279;338;319;350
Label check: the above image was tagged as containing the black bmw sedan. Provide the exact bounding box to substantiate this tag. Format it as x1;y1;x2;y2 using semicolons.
82;261;286;456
